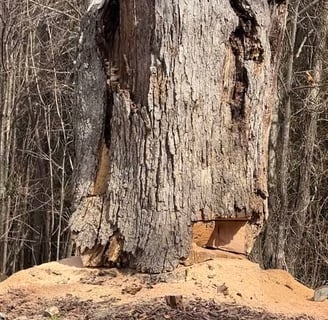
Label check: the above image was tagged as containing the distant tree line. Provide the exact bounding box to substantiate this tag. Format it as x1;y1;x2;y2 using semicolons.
0;0;86;272
259;0;328;287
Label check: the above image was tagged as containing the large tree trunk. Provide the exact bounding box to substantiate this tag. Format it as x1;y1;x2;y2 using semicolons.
71;0;287;273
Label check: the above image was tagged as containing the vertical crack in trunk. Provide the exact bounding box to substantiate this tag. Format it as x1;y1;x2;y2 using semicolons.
91;0;120;198
102;0;120;147
229;0;264;120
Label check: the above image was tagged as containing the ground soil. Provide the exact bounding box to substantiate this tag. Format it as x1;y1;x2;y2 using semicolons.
0;255;327;320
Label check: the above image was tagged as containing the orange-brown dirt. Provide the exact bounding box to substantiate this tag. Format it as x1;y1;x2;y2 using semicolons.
0;255;327;319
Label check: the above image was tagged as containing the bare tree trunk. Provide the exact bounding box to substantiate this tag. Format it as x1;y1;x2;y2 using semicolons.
71;0;287;273
272;0;301;270
289;0;328;272
254;0;288;269
0;3;18;272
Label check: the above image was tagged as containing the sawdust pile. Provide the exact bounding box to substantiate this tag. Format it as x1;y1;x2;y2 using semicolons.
0;256;327;319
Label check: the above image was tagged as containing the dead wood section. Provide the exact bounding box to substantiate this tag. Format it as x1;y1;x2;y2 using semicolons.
229;0;264;120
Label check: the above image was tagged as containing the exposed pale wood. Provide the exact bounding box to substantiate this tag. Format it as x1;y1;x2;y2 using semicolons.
93;139;110;195
182;243;244;267
212;221;247;254
193;221;217;248
193;220;247;254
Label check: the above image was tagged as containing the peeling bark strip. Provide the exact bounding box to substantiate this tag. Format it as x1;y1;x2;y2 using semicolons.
72;9;108;203
71;1;286;273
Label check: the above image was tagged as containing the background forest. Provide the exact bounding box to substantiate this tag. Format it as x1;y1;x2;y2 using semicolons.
0;0;327;288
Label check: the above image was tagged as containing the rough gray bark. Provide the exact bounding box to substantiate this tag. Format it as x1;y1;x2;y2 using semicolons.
71;0;287;273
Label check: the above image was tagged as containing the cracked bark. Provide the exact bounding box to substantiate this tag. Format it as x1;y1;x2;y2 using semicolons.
70;0;286;273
